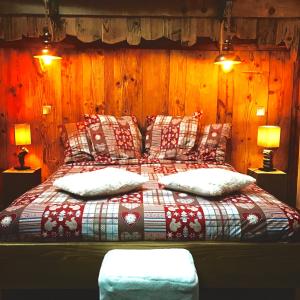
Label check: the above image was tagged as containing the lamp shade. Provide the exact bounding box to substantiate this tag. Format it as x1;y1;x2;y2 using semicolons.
15;124;31;146
257;126;280;148
214;53;241;73
34;47;62;66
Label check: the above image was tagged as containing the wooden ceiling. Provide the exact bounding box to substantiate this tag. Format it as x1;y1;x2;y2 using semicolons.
0;0;300;18
0;0;299;54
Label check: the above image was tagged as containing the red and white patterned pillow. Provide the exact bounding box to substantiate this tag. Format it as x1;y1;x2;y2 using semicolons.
144;113;202;160
59;121;94;163
197;123;231;163
84;114;142;161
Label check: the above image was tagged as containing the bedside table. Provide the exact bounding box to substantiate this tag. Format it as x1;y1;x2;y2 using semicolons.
247;168;288;204
2;168;41;209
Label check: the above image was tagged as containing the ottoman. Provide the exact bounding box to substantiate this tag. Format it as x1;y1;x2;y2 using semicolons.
98;248;199;300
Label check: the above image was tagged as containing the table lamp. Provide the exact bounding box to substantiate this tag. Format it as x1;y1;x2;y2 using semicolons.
257;125;281;172
14;123;31;170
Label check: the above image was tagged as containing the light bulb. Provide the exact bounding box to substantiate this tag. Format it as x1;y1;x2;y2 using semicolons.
221;60;234;73
40;55;54;65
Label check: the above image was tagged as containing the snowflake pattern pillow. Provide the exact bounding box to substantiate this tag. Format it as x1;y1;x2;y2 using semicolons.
159;168;256;197
144;113;202;160
53;167;148;197
197;123;231;163
85;114;143;161
59;121;94;163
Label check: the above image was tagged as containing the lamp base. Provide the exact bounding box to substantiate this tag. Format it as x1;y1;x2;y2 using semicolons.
14;166;31;170
258;167;276;172
261;149;275;172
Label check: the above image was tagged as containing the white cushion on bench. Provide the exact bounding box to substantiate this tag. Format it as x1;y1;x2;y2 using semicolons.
98;249;199;300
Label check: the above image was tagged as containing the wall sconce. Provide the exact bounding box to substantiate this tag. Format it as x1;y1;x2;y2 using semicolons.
33;0;62;71
34;28;62;71
14;123;31;170
214;49;241;73
214;30;241;73
214;1;241;73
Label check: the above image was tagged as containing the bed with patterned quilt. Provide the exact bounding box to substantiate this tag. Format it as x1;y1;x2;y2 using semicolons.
0;160;299;243
0;114;300;289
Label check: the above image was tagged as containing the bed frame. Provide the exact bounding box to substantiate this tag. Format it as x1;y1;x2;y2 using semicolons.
0;241;300;290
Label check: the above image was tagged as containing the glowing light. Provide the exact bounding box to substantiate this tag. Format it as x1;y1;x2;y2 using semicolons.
220;60;234;73
257;126;281;148
214;54;241;73
14;124;31;146
34;48;62;67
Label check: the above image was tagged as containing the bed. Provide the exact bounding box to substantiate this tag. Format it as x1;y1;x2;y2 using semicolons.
0;160;300;289
1;114;300;291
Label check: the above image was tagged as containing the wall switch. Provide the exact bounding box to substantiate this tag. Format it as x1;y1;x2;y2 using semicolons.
256;107;265;116
42;105;52;115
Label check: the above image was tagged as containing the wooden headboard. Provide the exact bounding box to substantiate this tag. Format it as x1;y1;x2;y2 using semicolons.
0;48;294;181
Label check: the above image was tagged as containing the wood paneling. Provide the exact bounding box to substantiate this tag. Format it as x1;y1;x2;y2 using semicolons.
231;51;270;173
0;48;295;195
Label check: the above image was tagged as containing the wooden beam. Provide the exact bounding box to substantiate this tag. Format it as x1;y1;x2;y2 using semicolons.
0;0;300;17
0;242;300;289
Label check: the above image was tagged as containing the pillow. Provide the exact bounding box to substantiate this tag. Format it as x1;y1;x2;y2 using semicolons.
84;114;142;161
159;168;255;196
53;167;147;197
59;121;94;163
144;113;202;160
197;123;231;163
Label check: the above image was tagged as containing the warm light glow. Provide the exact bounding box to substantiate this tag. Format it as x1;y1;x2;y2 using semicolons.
214;54;241;73
220;60;234;73
257;126;281;148
34;48;62;67
15;124;31;146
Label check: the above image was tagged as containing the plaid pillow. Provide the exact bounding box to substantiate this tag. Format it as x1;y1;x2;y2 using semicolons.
84;114;142;160
59;122;94;163
197;123;231;163
144;113;202;160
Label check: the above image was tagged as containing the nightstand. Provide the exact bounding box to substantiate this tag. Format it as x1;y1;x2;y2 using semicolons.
2;168;41;209
247;168;288;204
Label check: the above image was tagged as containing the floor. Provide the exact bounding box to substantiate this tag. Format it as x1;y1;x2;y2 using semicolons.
1;289;297;300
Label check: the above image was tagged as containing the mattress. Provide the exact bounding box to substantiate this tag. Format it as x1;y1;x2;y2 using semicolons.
0;161;299;242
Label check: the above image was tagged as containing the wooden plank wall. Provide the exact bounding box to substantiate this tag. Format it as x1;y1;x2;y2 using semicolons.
0;48;294;184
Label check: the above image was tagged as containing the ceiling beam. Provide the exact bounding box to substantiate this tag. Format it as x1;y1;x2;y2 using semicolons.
0;0;299;18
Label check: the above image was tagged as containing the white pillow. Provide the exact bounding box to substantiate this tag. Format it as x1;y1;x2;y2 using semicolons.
159;168;256;197
53;167;147;197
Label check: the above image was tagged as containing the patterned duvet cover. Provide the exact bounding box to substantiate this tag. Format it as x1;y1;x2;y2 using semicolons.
0;161;299;242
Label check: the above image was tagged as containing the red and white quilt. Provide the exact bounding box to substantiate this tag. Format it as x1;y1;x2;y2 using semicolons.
0;162;299;242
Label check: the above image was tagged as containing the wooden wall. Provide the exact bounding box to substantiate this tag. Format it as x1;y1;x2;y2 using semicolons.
0;48;295;185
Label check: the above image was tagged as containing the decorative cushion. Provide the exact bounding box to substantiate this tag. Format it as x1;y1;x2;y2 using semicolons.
59;122;94;163
197;123;231;162
144;113;202;160
53;167;147;197
85;114;142;161
159;168;256;197
98;249;199;300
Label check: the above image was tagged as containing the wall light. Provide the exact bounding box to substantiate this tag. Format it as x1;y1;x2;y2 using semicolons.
214;38;241;73
34;28;62;70
33;0;62;70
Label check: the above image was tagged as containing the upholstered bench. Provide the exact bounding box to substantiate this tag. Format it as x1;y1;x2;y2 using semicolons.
98;248;199;300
